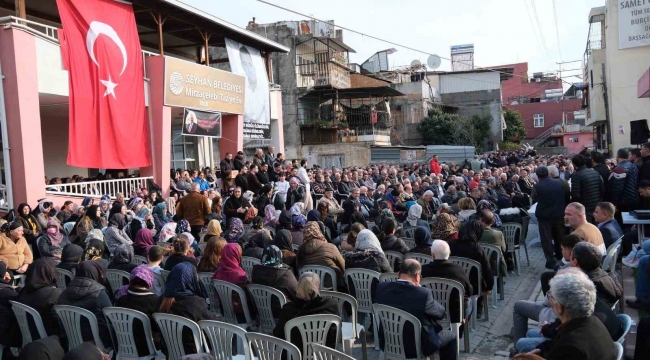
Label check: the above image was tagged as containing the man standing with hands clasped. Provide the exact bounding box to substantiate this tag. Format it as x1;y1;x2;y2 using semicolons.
175;183;211;240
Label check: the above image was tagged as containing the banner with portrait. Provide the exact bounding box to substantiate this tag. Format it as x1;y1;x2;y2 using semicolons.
225;38;271;140
182;108;222;138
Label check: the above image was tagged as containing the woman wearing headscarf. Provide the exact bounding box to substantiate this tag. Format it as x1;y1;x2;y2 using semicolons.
114;265;160;357
0;221;33;273
152;202;172;232
376;218;409;267
271;222;297;271
84;237;109;268
256;184;273;216
164;236;198;271
57;260;112;347
34;199;56;231
129;206;155;239
296;221;347;292
448;221;494;317
203;220;223;244
108;243;138;273
404;203;429;229
109;202;126;221
291;215;306;246
197;236;226;273
342;211;367;234
224;218;245;245
159;262;215;354
37;219;70;260
180;232;200;258
263;204;277;229
158;222;177;243
16;258;62;336
224;187;252;222
431;213;459;242
133;228;155;257
98;199;111;224
14;203;42;247
242;217;273;259
315;203;339;243
272;273;338;352
252;245;298;312
341;223;365;252
165;197;177;218
104;213;132;256
342;229;392;274
290;202;306;218
285;177;305;210
86;229;109;259
412;226;434;256
57;244;84;273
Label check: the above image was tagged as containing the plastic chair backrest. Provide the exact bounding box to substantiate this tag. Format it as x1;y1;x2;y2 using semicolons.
105;269;130;295
344;268;380;314
63;222;75;236
9;301;48;347
615;342;623;360
153;312;204;360
160;270;171;282
199;320;251;360
403;227;416;239
607;237;623;254
479;244;502;276
379;272;399;283
405;252;433;265
399;238;416;250
55;268;74;289
372;303;423;360
420;277;464;326
54;304;109;352
321;290;358;336
502;223;522;251
247;332;301;360
102;307;158;359
300;265;338;290
384;251;404;271
616;314;632;344
248;284;287;334
448;256;483;295
241;256;261;279
211;279;253;326
132;255;148;265
198;272;221;316
311;343;355;360
603;243;621;273
284;314;341;360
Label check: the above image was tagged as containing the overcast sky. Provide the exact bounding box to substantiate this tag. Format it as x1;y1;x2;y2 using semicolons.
184;0;604;81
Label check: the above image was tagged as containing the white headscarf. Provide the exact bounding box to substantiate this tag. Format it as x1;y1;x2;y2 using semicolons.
355;229;384;255
406;204;423;227
290;202;305;217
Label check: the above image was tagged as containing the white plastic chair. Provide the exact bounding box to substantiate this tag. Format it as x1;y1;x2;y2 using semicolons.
247;284;287;334
400;238;417;250
247;332;301;360
9;301;48;347
300;265;338;290
405;252;433;265
284;314;341;360
241;256;260;279
102;307;164;360
106;269;130;295
421;277;469;355
479;243;503;306
372;303;424;360
379;272;399;282
616;314;632;344
615;342;623;360
403;227;417;239
321;290;367;360
54;305;111;353
132;255;148;265
55;268;74;289
603;242;621;273
311;343;355;360
384;251;404;271
199;272;221;317
211;279;254;329
199;320;251;360
448;256;486;329
502;223;523;275
344;268;380;350
153;312;206;360
607;236;623;254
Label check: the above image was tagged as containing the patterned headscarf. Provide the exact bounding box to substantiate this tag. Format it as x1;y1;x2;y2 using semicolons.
175;219;189;235
85;239;104;261
296;272;320;301
128;197;143;211
261;245;285;268
431;213;457;240
112;243;133;264
45;219;64;248
164;262;207;298
290;202;305;217
303;221;327;244
292;215;307;229
152;203;168;221
355;229;384;255
115;265;155;299
159;222;177;242
263;205;277;226
224;218;244;243
181;232;195;247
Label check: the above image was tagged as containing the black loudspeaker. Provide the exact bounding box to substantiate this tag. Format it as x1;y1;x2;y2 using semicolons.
630;119;650;145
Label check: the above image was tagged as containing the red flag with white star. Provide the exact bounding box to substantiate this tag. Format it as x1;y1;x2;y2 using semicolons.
56;0;150;168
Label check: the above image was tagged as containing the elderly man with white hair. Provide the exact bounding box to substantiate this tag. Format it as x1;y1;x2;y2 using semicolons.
417;190;437;221
422;240;473;324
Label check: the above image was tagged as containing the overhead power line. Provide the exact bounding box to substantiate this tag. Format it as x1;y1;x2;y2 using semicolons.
551;0;563;61
252;0;576;87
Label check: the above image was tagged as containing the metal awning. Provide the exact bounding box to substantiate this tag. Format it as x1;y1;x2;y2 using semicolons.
301;86;403;100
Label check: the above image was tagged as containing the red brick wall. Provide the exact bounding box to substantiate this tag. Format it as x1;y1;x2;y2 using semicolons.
506;98;583;139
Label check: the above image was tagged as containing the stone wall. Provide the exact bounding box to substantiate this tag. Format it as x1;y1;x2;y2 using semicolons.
297;143;371;168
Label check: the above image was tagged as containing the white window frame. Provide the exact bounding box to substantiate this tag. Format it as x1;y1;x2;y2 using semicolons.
533;114;545;128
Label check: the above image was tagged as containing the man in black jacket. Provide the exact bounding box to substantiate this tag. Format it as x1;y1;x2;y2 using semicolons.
591;152;610;195
376;260;458;360
422;240;472;324
569;154;605;224
572;242;623;305
264;146;275;168
532;166;569;269
233;151;245;171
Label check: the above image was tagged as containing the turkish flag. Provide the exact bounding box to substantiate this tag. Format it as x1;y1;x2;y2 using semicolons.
56;0;150;168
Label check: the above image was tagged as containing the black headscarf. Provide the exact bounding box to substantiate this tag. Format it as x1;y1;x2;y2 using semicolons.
248;231;272;250
277;210;292;230
61;244;84;264
85;205;102;226
273;229;293;252
18;335;65;360
273;195;286;212
109;213;126;230
109;202;125;220
307;210;321;222
76;260;105;284
17;203;31;219
22;258;56;293
85;239;105;261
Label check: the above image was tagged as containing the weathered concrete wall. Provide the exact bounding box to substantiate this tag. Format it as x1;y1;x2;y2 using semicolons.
393;123;423;145
440;89;502;148
297;143;371;168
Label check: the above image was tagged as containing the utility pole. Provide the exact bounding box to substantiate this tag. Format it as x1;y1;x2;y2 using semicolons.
601;63;611;151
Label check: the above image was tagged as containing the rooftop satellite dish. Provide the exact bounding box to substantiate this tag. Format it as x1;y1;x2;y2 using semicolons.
410;59;421;67
427;54;441;70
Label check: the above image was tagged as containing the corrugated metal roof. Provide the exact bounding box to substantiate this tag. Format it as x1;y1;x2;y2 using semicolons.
370;147;400;163
439;72;501;94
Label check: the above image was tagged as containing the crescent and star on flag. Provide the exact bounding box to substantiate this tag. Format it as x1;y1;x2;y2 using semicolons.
85;21;128;99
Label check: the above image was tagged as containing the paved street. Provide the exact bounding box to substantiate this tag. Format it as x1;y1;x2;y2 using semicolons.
348;242;548;360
